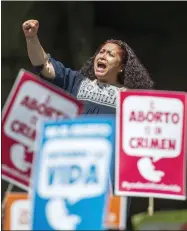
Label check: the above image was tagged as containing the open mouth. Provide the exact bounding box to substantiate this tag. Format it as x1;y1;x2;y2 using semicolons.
97;61;107;71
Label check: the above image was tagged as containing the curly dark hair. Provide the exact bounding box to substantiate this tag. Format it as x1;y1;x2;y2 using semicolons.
80;39;154;89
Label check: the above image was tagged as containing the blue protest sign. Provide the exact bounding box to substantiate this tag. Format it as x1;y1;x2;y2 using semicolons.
31;116;115;230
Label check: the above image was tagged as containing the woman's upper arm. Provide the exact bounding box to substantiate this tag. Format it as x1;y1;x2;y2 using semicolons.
34;57;79;91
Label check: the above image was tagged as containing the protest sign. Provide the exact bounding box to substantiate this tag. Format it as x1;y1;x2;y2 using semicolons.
3;193;30;230
2;69;83;190
31;117;115;230
4;193;127;230
105;195;127;230
115;90;187;200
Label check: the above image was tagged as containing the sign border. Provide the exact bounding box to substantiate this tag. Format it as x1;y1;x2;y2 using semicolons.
2;69;83;190
115;90;187;200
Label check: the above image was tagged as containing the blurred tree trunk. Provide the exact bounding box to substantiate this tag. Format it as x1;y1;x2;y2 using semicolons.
67;2;94;69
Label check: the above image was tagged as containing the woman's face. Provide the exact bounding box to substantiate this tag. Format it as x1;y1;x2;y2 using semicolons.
94;42;124;83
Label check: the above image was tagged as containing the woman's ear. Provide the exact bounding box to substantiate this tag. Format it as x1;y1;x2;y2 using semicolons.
119;64;124;73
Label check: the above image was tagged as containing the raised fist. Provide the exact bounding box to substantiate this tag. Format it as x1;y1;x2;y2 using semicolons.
22;19;39;38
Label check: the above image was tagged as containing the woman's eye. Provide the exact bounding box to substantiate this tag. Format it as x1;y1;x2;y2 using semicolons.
109;53;114;57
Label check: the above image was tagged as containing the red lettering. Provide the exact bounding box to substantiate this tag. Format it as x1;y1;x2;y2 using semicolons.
129;110;179;124
138;111;144;122
38;104;46;114
11;120;36;140
137;138;144;148
45;107;53;117
129;138;136;148
20;95;30;106
129;137;176;150
151;139;159;148
19;209;30;224
168;140;176;149
146;112;153;122
129;111;136;121
29;99;38;110
164;112;169;123
172;113;179;124
154;112;162;122
20;96;65;119
11;120;20;133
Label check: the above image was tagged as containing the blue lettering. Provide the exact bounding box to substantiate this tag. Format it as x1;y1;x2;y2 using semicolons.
48;167;55;185
48;166;69;185
85;165;98;184
48;164;98;186
69;165;82;184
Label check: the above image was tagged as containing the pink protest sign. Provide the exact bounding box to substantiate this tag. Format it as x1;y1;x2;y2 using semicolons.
2;69;83;190
115;90;187;200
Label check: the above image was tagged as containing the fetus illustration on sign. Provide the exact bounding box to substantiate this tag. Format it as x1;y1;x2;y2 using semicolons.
46;198;81;230
10;144;31;172
123;97;184;184
137;157;165;183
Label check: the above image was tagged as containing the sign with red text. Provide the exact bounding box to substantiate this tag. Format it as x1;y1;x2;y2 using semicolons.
4;193;30;230
115;90;187;200
2;69;83;190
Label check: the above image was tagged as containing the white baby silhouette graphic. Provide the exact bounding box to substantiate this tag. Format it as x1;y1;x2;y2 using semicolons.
137;157;165;183
46;198;81;230
10;144;31;172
